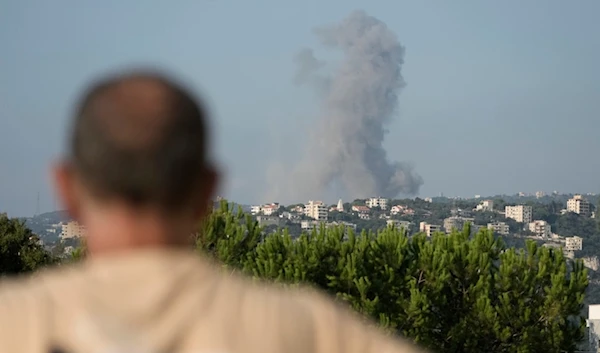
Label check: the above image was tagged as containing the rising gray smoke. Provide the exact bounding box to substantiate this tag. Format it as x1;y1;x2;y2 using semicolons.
283;10;423;201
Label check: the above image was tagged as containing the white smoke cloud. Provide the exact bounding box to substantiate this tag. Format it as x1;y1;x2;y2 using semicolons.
268;10;423;202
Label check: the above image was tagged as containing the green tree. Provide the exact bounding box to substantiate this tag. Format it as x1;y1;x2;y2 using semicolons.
0;213;56;275
329;211;355;223
197;203;589;353
555;213;596;238
473;211;498;225
195;200;262;269
69;238;87;262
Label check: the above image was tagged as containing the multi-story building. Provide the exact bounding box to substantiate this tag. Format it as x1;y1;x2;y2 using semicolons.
535;191;546;199
304;201;328;221
366;197;388;210
567;194;590;216
419;222;442;237
487;221;510;236
61;221;85;239
528;220;551;239
565;236;583;252
505;205;533;224
475;200;494;212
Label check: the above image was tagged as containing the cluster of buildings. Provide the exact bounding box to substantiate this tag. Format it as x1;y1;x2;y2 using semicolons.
251;197;417;232
251;194;592;244
250;203;281;216
416;195;591;259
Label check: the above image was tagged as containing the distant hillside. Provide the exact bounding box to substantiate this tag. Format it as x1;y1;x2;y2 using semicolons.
32;210;70;223
24;210;71;244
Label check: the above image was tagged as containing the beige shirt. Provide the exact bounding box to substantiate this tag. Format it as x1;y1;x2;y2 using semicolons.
0;249;425;353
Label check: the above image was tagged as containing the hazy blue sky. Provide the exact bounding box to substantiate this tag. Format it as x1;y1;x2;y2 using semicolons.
1;0;599;217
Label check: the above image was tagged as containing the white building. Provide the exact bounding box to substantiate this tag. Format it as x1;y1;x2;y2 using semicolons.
567;194;590;216
352;205;370;214
304;201;328;221
250;203;280;216
61;221;85;239
535;191;545;199
261;204;279;216
336;199;344;212
291;205;304;213
390;205;406;215
419;222;442;237
487;222;510;236
475;200;494;212
505;205;533;224
565;236;583;252
587;304;600;352
583;256;599;271
300;220;322;230
366;197;388;210
528;220;551;239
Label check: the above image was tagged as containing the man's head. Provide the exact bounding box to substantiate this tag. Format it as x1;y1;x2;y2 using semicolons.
53;70;218;249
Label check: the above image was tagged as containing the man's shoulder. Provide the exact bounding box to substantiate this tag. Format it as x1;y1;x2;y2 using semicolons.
0;265;81;305
218;271;327;314
0;266;83;351
213;277;425;353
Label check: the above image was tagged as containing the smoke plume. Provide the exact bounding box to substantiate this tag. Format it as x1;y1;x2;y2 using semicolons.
280;10;423;201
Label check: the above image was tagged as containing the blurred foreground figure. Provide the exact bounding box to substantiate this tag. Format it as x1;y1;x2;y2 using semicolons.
0;70;425;353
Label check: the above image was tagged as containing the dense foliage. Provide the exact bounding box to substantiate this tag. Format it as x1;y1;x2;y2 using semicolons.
0;213;55;275
197;201;589;353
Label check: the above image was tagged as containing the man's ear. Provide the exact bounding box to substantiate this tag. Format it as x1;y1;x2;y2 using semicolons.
51;161;81;221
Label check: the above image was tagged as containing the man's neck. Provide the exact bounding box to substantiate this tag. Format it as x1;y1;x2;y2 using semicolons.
80;204;194;257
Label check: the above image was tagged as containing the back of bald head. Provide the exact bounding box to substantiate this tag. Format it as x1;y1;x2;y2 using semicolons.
69;70;213;212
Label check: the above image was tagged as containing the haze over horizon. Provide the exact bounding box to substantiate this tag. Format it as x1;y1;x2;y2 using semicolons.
1;0;599;217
